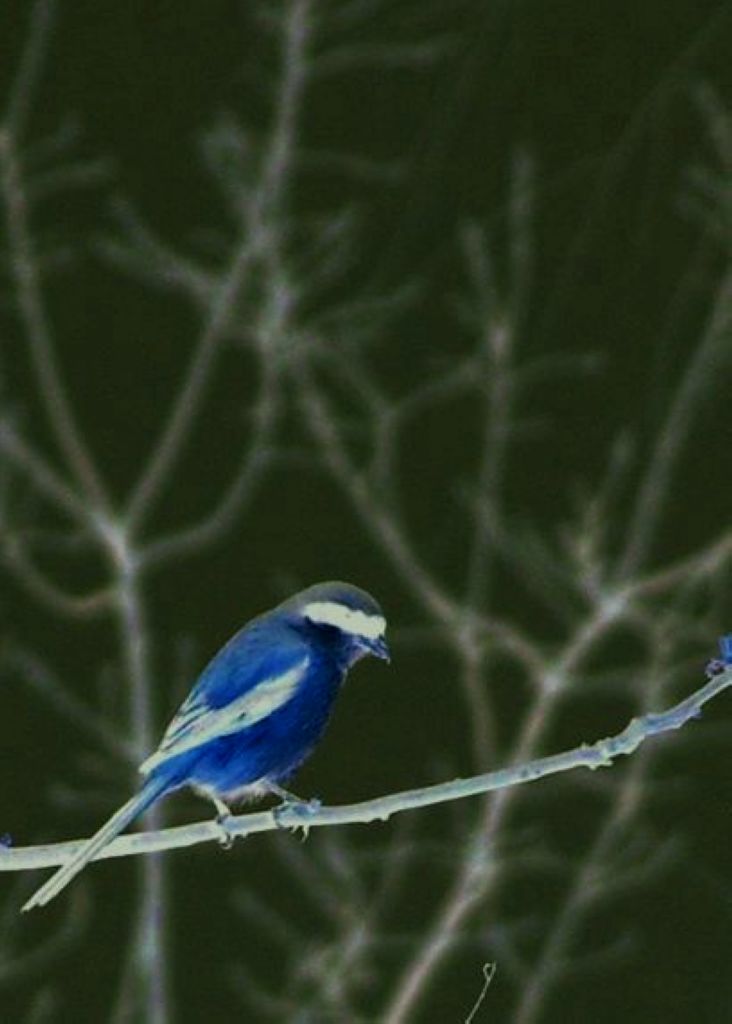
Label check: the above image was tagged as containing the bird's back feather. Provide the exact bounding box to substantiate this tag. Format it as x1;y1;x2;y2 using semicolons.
139;620;311;777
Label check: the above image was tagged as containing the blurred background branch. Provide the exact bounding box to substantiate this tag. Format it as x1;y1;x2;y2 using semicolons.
1;0;732;1022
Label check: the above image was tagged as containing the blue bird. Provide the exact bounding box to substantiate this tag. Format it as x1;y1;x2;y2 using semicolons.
23;581;389;911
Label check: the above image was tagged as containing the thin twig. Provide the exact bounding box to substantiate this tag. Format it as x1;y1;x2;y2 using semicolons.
126;0;312;533
0;123;109;511
0;422;101;532
2;539;114;619
619;269;732;578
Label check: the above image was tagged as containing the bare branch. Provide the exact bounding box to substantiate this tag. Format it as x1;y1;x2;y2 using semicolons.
0;421;100;531
3;0;56;141
1;665;728;876
295;358;458;628
2;538;114;619
0;124;110;511
140;357;280;569
619;269;732;578
126;1;312;532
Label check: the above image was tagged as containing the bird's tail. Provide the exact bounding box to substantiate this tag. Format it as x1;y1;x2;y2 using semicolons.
22;775;170;912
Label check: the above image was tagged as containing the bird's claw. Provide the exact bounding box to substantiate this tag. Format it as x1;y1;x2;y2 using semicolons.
705;658;726;679
272;797;321;839
215;813;235;850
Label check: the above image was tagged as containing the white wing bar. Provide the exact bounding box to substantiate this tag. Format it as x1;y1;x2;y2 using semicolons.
139;657;309;775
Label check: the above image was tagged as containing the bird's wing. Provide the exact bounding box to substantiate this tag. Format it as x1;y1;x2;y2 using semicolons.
140;624;310;776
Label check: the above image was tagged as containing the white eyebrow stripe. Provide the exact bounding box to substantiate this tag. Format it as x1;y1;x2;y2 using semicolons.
139;658;309;775
303;601;386;640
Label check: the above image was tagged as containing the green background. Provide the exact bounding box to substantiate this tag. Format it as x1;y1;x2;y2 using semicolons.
2;2;732;1022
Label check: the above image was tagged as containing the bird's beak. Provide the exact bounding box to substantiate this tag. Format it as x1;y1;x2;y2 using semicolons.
368;635;391;663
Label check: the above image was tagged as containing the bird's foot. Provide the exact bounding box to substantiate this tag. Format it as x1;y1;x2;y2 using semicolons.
215;812;236;849
272;795;322;839
210;797;236;849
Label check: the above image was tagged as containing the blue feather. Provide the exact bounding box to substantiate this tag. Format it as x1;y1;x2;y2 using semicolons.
22;581;389;910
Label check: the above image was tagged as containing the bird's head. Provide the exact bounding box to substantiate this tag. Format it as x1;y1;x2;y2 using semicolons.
283;581;390;667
